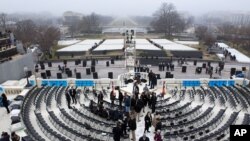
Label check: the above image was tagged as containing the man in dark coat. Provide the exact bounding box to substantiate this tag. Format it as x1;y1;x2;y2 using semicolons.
128;114;137;141
133;83;139;100
65;91;71;109
69;87;77;104
135;97;144;122
151;93;157;113
118;90;124;108
151;73;157;89
113;122;122;141
139;133;150;141
1;94;10;114
97;91;103;104
144;112;152;133
148;70;153;86
130;95;136;111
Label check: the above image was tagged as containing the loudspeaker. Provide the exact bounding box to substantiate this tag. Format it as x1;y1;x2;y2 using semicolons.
242;67;246;71
41;73;46;79
75;60;78;65
169;74;174;78
165;72;171;78
106;61;109;67
93;72;98;79
230;68;236;76
111;59;114;64
41;64;45;70
156;74;161;79
46;70;51;77
82;60;87;67
91;66;95;72
194;60;197;66
182;66;187;73
35;68;39;72
57;73;62;79
91;59;96;66
86;68;91;75
67;70;72;77
48;62;52;67
108;72;113;79
196;67;202;74
202;63;206;68
76;72;81;79
63;60;67;65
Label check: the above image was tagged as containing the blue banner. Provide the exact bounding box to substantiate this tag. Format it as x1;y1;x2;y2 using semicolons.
228;80;235;86
75;80;95;87
29;80;36;86
209;80;227;87
183;80;200;87
41;80;68;87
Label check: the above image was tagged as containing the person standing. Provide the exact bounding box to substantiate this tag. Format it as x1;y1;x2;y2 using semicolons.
65;91;71;109
151;73;157;89
11;132;20;141
139;133;150;141
151;93;157;113
152;112;160;128
97;91;103;104
121;114;128;137
1;94;10;114
110;90;116;107
113;122;122;141
133;83;139;100
148;70;153;87
154;130;163;141
135;97;144;122
124;93;131;113
128;112;137;141
118;89;124;108
1;132;10;141
144;112;152;133
130;95;136;111
141;92;147;113
72;87;77;104
155;118;162;132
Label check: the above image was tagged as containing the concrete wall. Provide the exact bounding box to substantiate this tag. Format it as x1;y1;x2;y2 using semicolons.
0;53;35;84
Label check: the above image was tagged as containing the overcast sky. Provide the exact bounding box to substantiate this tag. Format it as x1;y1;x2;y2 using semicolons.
0;0;250;17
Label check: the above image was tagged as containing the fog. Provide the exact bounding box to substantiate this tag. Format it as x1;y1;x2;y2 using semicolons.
0;0;250;16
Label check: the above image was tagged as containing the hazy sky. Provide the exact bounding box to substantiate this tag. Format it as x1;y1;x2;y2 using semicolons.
0;0;250;16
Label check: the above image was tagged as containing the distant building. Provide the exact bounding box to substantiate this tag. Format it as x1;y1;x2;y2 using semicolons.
63;11;83;25
0;31;18;62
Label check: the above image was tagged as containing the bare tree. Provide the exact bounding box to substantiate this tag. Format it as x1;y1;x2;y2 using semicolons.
14;20;37;49
80;13;100;33
195;25;208;40
0;13;7;31
151;3;185;38
36;25;60;54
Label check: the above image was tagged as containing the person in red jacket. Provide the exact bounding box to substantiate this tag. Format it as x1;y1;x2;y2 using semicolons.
154;130;162;141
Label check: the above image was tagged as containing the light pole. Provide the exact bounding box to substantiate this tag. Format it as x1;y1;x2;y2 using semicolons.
24;66;31;87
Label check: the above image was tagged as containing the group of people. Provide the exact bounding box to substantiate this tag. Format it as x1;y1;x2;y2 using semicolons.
158;62;174;71
148;71;157;89
0;132;20;141
111;83;162;141
65;86;79;109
